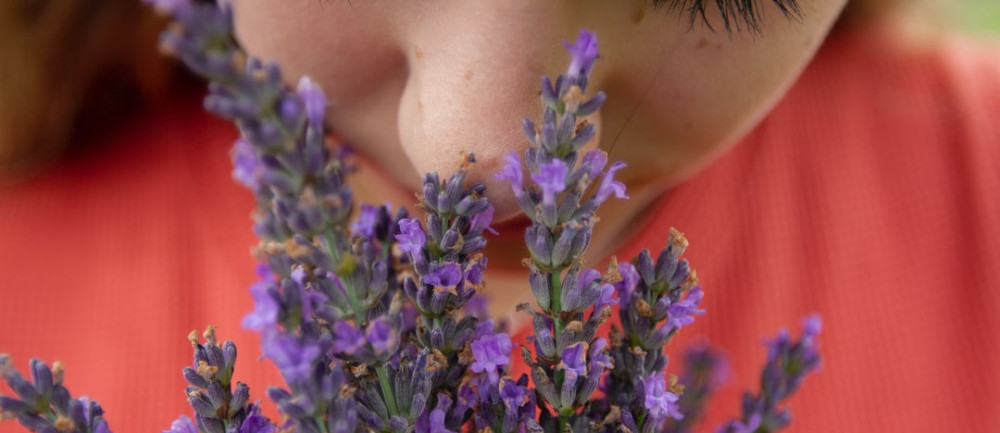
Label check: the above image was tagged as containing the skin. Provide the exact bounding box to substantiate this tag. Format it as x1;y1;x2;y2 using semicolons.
233;0;848;319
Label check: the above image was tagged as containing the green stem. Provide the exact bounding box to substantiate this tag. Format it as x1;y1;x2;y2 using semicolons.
324;231;342;264
321;229;367;323
314;414;331;433
343;279;366;323
376;365;399;417
551;271;565;337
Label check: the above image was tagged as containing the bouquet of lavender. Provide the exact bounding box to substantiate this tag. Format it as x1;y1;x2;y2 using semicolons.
0;2;822;433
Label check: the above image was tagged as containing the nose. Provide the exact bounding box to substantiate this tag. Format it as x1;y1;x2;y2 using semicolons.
393;2;604;222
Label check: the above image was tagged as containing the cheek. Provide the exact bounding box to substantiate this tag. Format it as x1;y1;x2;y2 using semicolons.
599;0;846;183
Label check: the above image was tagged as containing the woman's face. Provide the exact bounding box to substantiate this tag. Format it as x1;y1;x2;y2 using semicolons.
233;1;847;222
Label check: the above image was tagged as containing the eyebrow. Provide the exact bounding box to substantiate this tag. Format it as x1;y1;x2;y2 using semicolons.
651;0;803;34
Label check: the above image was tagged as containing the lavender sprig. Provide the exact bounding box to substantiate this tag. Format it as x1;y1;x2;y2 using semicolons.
496;29;623;433
598;228;703;433
398;154;493;356
146;2;407;432
716;315;822;433
176;327;275;433
0;355;112;433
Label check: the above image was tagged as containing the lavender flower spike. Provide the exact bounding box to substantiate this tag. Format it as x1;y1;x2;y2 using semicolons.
0;356;115;433
504;29;619;432
717;314;824;433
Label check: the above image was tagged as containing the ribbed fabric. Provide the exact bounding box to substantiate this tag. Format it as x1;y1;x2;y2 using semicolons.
1;24;998;433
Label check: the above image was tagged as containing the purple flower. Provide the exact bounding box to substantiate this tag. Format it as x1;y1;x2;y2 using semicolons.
332;321;365;355
242;282;279;331
564;29;600;80
296;76;327;129
595;161;628;204
588;338;613;371
803;314;822;343
495;153;524;194
351;204;379;238
500;379;527;410
423;263;463;288
279;97;301;127
395;219;426;257
290;267;308;285
365;318;397;356
470;204;497;235
667;286;705;329
667;286;705;331
531;159;568;208
415;394;455;433
615;262;639;307
559;342;588;382
238;408;276;433
581;150;608;178
261;330;320;383
469;332;512;383
643;372;682;423
464;258;487;286
232;139;261;189
163;415;197;433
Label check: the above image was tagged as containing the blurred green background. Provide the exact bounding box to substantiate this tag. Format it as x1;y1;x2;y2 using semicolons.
955;0;1000;34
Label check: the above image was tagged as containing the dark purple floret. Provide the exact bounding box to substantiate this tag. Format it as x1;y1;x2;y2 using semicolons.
470;204;497;235
415;394;456;433
365;318;397;356
238;409;276;433
352;204;380;238
559;342;588;382
332;321;365;355
500;379;527;411
423;263;463;288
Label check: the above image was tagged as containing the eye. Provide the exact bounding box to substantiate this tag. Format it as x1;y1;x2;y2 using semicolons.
650;0;803;34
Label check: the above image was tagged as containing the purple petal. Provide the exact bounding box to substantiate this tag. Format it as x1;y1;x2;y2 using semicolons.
564;29;600;80
296;76;327;129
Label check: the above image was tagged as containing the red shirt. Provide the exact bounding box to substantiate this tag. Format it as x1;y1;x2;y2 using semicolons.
2;24;998;432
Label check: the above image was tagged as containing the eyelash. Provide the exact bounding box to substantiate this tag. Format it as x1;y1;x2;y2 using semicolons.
651;0;803;34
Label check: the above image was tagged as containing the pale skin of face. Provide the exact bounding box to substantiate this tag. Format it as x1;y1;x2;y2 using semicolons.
234;0;848;320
